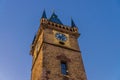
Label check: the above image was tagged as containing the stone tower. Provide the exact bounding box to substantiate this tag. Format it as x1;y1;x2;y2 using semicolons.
30;10;87;80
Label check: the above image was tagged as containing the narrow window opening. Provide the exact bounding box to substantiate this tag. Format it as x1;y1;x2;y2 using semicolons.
61;61;68;75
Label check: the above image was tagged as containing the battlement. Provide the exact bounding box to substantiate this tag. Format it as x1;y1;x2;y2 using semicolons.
41;18;78;33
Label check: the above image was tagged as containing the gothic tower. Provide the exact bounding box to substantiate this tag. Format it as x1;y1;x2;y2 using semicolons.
30;10;87;80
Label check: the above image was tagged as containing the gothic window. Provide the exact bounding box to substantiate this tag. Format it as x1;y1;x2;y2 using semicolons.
61;61;68;75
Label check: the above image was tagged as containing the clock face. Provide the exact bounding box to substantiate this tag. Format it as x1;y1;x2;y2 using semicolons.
55;33;67;42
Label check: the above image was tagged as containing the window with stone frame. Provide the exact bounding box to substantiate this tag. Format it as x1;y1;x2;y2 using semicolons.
61;61;68;75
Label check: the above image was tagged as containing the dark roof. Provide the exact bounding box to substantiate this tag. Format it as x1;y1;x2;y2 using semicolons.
71;18;77;27
49;12;63;25
41;10;47;19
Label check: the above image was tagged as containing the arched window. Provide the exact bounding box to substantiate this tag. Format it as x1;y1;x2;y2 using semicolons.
61;61;68;75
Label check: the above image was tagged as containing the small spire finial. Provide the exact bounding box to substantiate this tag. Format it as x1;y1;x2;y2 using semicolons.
41;9;47;19
71;18;77;28
52;9;55;13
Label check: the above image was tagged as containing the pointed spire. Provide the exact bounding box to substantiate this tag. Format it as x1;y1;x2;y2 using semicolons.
49;12;63;25
71;18;77;28
41;9;47;19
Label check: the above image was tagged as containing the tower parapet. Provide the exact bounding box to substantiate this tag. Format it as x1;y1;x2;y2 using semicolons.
40;18;79;36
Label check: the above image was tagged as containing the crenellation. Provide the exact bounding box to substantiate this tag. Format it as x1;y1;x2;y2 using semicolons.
41;18;79;33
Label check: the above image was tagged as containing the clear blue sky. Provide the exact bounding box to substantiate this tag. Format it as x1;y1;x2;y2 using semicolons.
0;0;120;80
